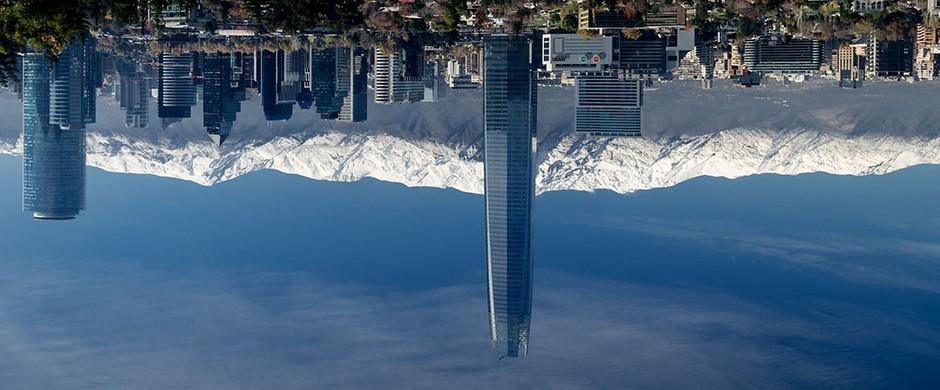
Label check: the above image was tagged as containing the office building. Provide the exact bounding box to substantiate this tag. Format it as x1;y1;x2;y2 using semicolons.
374;49;424;104
157;52;197;127
617;34;667;77
836;43;866;88
423;60;444;102
49;37;97;130
117;59;150;127
22;51;87;220
575;74;642;137
541;34;614;72
867;35;913;78
340;47;369;122
483;34;537;359
743;36;823;74
259;50;293;121
203;52;244;146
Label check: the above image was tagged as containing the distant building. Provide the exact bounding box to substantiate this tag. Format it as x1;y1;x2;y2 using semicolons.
851;0;884;13
483;34;537;359
258;50;293;121
617;34;667;77
157;52;197;127
644;5;687;28
117;59;150;127
836;43;866;88
743;36;823;74
339;47;369;122
867;35;913;78
672;42;714;81
310;47;344;119
21;49;88;220
915;24;940;80
373;49;424;104
541;34;614;73
665;28;696;70
579;5;684;30
423;60;445;102
49;38;97;131
575;74;642;137
203;52;245;146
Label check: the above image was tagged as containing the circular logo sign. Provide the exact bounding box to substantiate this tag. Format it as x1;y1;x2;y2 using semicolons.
579;55;588;63
592;55;601;63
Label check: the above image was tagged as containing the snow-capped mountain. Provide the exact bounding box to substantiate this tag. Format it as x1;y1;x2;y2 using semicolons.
2;127;938;195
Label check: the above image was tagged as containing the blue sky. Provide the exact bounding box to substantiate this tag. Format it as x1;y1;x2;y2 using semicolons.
1;155;939;388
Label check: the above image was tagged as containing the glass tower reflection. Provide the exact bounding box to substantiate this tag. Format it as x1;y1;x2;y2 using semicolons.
21;39;95;220
483;34;537;358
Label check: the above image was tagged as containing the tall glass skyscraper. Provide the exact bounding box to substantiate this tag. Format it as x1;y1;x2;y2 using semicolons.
158;52;197;128
483;34;537;359
203;52;243;146
22;48;89;220
259;50;294;121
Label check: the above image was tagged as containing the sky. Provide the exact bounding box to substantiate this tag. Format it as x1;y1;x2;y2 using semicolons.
1;155;939;389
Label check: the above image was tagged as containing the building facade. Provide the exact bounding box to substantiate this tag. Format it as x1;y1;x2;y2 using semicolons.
743;36;823;74
575;74;642;137
22;49;88;220
483;34;537;359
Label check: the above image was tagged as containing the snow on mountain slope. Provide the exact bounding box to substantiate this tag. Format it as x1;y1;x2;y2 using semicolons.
2;128;939;195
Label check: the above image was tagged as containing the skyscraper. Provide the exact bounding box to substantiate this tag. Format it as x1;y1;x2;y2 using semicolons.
117;59;150;128
483;34;537;359
49;38;97;130
310;47;345;119
575;75;642;137
158;52;197;128
203;52;243;146
259;50;293;121
22;50;87;220
339;47;368;122
374;49;424;104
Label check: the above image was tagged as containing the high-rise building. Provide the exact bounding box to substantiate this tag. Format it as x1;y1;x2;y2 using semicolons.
22;51;87;220
836;43;866;88
617;34;667;77
483;34;537;359
743;36;823;74
867;35;914;78
310;47;345;119
117;59;150;127
339;47;369;122
49;38;97;130
575;74;642;137
423;60;444;102
157;52;197;128
259;50;293;121
373;49;424;104
203;52;244;146
915;25;940;80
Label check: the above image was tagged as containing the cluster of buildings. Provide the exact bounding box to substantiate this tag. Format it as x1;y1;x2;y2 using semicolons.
20;38;97;220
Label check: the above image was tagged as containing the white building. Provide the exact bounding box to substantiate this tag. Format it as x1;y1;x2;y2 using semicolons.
541;34;614;72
